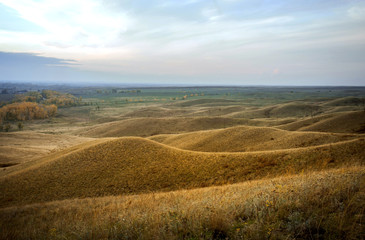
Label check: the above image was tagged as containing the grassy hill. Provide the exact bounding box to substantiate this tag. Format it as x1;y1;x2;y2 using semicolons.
122;106;190;118
0;131;93;166
1;90;365;239
279;111;365;133
1;137;364;207
78;117;275;137
321;97;364;106
1;167;363;239
228;102;321;119
172;98;239;107
149;126;358;152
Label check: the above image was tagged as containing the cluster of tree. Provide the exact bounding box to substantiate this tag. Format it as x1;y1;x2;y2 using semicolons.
14;90;82;107
0;102;57;124
14;91;43;102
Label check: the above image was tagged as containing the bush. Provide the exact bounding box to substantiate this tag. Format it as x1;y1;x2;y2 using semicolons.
4;123;11;132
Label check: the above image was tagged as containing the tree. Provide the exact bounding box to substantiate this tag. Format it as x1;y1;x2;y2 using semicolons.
0;102;57;122
4;123;11;132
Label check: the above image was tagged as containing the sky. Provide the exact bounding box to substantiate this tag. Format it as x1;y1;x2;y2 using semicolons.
0;0;365;86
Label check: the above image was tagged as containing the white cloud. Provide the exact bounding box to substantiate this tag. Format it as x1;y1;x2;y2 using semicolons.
1;0;364;85
0;0;132;48
348;5;365;20
201;8;223;21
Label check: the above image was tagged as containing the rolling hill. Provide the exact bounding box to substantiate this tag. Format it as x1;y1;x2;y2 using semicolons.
0;131;93;165
1;166;363;239
78;117;273;137
1;137;364;208
279;111;365;133
149;126;358;152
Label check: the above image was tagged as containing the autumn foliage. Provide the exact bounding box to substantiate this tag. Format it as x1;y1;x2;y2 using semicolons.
0;102;57;123
0;89;82;124
14;90;82;107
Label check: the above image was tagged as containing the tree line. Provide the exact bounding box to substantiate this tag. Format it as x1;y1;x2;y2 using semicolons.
0;102;57;124
14;90;82;107
0;90;81;130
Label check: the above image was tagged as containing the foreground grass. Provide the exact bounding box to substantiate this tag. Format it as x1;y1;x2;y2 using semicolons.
1;167;363;239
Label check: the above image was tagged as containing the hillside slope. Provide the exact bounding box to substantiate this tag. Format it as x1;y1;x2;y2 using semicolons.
1;137;364;207
279;111;365;133
1;167;363;239
79;117;268;137
0;132;93;166
149;126;357;152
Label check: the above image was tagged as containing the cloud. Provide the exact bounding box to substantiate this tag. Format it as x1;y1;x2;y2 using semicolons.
0;0;364;85
201;8;223;21
348;5;365;20
0;0;131;48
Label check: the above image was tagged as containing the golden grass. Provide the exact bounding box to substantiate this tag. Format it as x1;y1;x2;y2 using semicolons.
0;138;111;178
1;96;365;239
172;98;238;107
1;137;364;207
300;111;365;133
79;117;266;137
321;96;363;106
269;102;322;117
184;105;248;117
279;111;365;133
0;131;93;165
228;102;321;119
123;106;190;118
149;126;358;152
1;167;363;239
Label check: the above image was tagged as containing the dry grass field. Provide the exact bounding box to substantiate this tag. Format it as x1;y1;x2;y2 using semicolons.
0;131;93;166
1;167;363;239
0;87;364;239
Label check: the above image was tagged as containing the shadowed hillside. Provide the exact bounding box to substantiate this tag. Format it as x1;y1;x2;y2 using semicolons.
228;102;322;119
321;97;364;106
279;111;365;133
1;137;364;207
172;98;239;107
122;107;190;118
149;126;358;152
79;117;274;137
